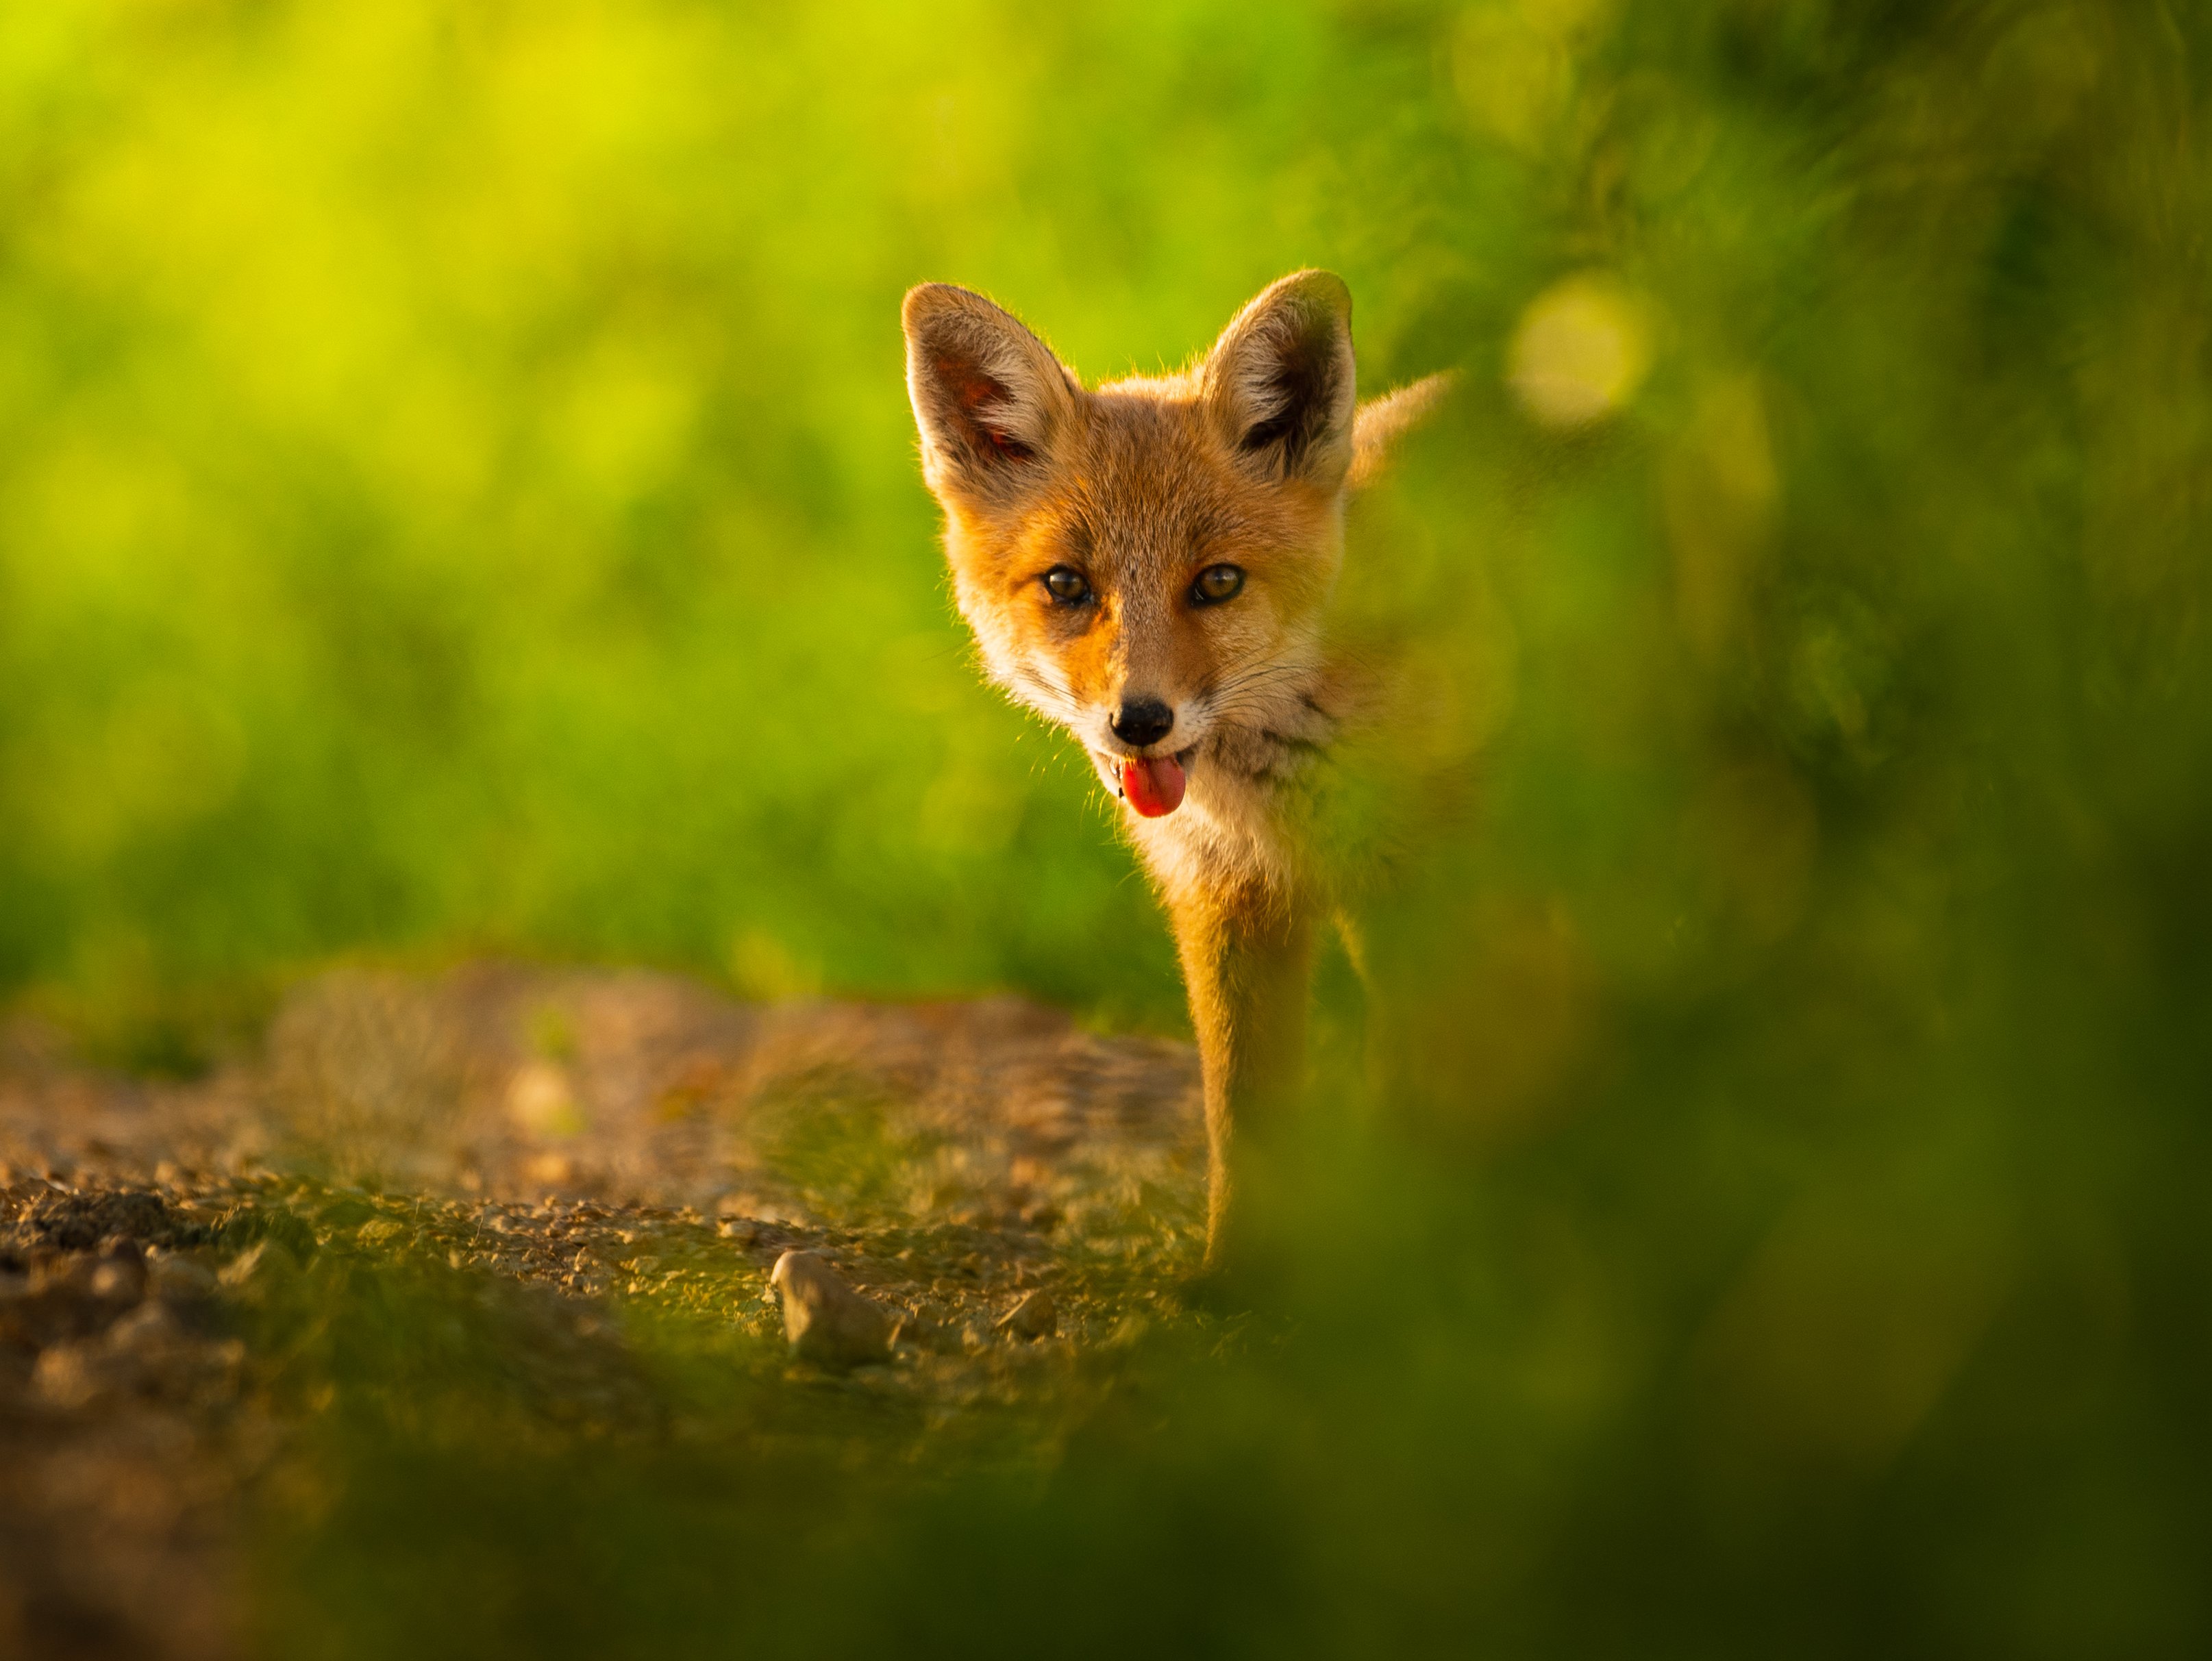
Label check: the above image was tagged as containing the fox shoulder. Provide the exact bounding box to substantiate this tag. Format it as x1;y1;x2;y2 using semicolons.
1349;372;1456;492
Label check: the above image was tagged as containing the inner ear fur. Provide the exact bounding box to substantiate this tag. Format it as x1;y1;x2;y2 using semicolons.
1201;270;1357;490
903;284;1077;503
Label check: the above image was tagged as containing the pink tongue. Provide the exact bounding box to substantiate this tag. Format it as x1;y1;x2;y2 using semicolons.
1122;755;1186;817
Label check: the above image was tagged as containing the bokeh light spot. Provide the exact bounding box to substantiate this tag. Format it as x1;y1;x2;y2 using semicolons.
1507;273;1654;428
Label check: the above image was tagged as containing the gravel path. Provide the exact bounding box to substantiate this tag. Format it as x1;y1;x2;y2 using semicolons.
1;965;1205;1658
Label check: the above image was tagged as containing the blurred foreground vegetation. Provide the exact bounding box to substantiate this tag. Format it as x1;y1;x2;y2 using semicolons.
3;0;2210;1655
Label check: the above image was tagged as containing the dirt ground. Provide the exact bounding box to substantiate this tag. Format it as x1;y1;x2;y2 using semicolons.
0;964;1205;1659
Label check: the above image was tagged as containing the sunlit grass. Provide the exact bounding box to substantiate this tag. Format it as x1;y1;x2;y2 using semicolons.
4;0;2209;1654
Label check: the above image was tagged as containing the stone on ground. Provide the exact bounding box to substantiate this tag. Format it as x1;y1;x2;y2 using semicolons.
769;1249;895;1369
995;1288;1057;1340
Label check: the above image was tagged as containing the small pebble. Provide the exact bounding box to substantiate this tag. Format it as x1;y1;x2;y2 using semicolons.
995;1288;1057;1340
769;1250;894;1370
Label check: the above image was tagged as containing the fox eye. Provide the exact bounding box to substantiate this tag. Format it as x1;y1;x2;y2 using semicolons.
1190;564;1245;606
1042;566;1091;604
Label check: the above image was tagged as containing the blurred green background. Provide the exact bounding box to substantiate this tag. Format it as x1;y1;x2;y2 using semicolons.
6;0;2212;1654
0;0;1496;1042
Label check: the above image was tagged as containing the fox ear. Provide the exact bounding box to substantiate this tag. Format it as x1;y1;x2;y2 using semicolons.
904;284;1077;503
1201;270;1357;490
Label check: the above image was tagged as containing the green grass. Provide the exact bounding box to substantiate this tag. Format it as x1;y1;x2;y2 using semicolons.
6;0;2212;1653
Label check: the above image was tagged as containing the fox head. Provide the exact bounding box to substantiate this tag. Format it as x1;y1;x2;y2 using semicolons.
902;271;1441;823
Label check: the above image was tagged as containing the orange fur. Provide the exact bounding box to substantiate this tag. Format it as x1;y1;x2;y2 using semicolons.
902;272;1445;1266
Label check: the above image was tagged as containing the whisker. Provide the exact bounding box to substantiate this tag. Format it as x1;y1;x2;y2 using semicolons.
1010;664;1084;716
1193;658;1324;712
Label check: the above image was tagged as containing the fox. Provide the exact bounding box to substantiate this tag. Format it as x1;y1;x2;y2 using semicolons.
901;271;1449;1271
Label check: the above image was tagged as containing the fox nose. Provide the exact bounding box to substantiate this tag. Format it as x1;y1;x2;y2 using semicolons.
1110;697;1176;749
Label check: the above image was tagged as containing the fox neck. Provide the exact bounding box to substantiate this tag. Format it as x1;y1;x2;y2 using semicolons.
1128;649;1346;912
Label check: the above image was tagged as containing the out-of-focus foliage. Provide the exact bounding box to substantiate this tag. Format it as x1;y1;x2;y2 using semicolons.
6;0;2212;1654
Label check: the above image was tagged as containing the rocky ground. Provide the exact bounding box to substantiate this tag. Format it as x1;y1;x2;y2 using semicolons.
0;964;1205;1659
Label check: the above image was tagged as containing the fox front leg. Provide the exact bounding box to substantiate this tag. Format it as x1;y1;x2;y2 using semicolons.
1169;891;1315;1273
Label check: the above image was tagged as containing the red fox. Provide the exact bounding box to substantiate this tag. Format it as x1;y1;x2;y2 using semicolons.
902;271;1448;1268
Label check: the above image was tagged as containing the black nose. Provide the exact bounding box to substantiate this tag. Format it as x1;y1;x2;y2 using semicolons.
1111;697;1175;747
